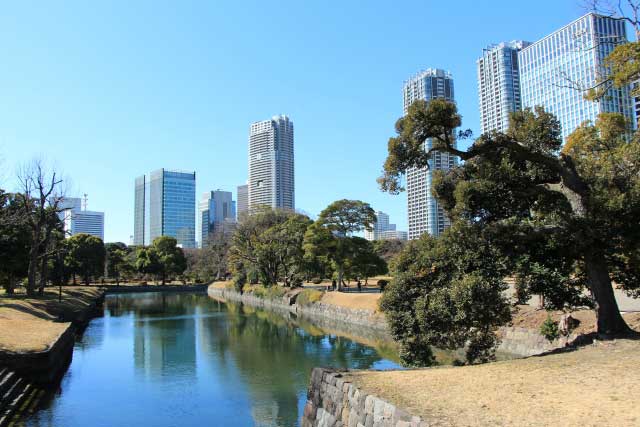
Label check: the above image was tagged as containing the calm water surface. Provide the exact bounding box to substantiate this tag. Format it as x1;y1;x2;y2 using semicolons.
22;292;401;427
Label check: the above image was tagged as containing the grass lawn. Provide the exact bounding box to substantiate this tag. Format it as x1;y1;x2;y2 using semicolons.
0;287;102;353
348;338;640;427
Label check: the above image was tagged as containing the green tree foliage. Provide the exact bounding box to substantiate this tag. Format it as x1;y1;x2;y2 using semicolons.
372;239;406;265
379;98;638;350
151;236;187;285
135;246;161;280
380;224;511;366
65;233;106;285
303;200;376;290
0;191;30;294
344;237;387;284
229;208;311;287
105;242;131;285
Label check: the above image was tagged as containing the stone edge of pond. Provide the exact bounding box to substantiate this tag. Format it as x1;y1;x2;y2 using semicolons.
207;285;585;359
301;367;428;427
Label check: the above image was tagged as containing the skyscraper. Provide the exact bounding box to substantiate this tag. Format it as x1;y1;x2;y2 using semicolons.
519;13;634;140
477;40;530;134
133;169;196;248
237;184;248;220
403;69;457;240
199;190;236;247
248;115;294;211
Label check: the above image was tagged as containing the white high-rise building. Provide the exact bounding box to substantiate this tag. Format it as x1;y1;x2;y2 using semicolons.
364;211;406;241
477;41;530;134
519;13;635;140
403;69;458;240
248;115;295;211
60;196;104;240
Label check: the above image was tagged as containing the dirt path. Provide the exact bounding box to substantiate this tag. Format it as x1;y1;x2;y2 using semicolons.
348;339;640;427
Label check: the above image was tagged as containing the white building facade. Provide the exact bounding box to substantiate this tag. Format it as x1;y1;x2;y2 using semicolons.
248;115;295;211
403;69;458;240
364;211;407;241
60;197;104;240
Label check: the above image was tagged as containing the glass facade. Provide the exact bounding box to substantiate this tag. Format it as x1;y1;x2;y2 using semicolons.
477;41;530;134
402;69;457;240
519;13;634;140
198;190;236;247
133;169;196;248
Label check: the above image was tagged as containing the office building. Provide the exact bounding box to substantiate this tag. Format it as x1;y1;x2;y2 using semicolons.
199;190;236;247
364;211;406;241
477;40;530;134
60;196;104;240
403;68;458;239
133;169;196;248
519;13;634;140
248;115;294;211
237;184;248;220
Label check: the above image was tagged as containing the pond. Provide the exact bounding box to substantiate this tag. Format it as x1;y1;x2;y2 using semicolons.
19;292;402;427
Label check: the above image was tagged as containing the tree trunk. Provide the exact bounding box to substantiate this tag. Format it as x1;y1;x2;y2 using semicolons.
27;248;39;296
337;266;343;292
584;250;631;336
39;255;48;295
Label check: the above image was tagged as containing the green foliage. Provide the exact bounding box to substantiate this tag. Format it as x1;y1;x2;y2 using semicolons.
151;236;187;284
65;233;106;285
233;271;246;293
105;242;131;284
380;96;637;343
250;284;287;300
372;239;406;264
0;191;30;293
229;208;311;287
540;316;560;342
296;289;323;306
380;224;511;366
304;200;377;289
377;279;389;291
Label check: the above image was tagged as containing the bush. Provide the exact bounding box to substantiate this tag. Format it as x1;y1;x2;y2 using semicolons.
296;289;323;306
248;284;286;300
233;272;246;294
540;315;560;342
377;279;389;291
311;278;323;284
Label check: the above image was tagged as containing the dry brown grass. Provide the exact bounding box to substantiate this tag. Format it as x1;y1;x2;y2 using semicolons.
320;292;382;312
348;339;640;427
0;287;102;353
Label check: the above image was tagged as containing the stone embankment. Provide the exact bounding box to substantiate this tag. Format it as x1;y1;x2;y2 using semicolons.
208;285;585;358
302;367;426;427
208;286;390;341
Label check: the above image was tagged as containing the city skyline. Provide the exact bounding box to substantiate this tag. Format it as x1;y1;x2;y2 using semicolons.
1;2;623;243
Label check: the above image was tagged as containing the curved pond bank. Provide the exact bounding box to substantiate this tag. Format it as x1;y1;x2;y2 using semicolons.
15;291;402;427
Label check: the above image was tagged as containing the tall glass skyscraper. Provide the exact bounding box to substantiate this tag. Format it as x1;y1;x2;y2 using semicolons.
133;169;196;248
248;115;295;211
519;13;634;140
198;190;236;247
402;68;457;240
477;41;530;134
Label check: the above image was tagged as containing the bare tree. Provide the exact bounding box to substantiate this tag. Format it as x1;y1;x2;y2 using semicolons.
15;159;66;296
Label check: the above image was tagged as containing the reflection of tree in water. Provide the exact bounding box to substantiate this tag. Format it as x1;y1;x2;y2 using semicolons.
199;301;389;427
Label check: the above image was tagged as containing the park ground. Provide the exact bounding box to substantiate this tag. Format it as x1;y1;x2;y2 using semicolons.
348;338;640;427
0;287;102;353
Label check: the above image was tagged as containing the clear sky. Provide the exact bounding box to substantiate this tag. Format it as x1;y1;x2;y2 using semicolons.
1;1;594;243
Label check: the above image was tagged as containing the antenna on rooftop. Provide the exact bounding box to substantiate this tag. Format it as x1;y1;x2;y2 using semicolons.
83;193;88;211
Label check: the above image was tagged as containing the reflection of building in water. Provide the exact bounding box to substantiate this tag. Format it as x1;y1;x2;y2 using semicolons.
133;293;197;379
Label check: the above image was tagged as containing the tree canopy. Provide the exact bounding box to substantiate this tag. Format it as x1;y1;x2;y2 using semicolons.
379;97;638;363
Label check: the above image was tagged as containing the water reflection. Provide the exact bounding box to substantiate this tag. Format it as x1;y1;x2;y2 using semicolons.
21;292;401;427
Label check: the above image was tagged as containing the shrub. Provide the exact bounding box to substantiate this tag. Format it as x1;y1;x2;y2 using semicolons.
233;272;246;294
311;278;323;284
297;289;323;306
377;279;389;291
540;315;560;342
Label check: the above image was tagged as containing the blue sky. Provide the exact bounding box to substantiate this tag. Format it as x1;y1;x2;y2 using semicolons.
1;1;593;243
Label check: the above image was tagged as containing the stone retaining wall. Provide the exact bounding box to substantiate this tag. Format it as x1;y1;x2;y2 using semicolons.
208;286;583;359
497;326;580;357
208;287;390;340
302;367;427;427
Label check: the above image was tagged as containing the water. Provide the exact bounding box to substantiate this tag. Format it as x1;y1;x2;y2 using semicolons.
21;292;401;427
